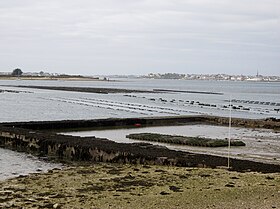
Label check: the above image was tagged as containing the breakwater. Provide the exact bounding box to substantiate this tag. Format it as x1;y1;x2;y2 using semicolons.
1;85;154;94
2;115;279;130
1;115;280;173
1;116;206;130
204;116;280;130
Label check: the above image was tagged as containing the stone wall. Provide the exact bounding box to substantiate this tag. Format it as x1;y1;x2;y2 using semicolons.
1;115;280;173
205;116;280;130
1;116;205;130
1;125;280;173
2;116;279;131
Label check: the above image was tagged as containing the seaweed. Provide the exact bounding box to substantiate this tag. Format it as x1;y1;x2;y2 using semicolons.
126;133;246;147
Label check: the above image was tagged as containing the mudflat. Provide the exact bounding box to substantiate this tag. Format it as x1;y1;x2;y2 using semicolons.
1;163;279;209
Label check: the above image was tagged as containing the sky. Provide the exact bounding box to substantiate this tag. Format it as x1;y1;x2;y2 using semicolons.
0;0;279;76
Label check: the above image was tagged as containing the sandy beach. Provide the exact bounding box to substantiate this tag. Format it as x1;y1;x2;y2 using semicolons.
1;163;279;209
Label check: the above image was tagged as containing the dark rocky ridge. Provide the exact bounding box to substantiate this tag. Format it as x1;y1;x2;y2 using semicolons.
2;115;279;130
1;116;206;130
153;88;223;95
1;85;223;95
126;133;246;147
0;85;154;94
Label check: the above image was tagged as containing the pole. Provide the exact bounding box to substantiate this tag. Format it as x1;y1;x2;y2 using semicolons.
228;96;232;169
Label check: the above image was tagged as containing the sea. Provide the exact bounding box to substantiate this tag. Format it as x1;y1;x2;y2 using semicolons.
0;78;279;180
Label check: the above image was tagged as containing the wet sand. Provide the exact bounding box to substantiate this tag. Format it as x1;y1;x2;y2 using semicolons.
1;163;279;209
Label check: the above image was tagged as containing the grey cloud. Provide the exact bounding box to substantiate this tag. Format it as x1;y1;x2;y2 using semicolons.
0;0;279;75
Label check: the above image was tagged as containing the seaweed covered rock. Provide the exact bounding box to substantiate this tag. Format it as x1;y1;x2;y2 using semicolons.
126;133;246;147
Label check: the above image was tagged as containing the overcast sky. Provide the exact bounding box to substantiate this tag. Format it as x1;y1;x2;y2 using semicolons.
0;0;279;76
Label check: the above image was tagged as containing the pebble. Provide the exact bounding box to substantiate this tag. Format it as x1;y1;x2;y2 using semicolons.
53;203;60;208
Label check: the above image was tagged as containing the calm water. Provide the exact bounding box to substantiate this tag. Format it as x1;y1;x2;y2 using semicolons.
0;79;279;122
0;79;279;180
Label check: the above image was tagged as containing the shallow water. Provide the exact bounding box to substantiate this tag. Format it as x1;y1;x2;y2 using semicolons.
0;148;62;181
63;124;280;165
0;79;279;122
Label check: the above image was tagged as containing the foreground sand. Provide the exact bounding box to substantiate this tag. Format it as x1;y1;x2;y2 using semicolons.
0;163;279;209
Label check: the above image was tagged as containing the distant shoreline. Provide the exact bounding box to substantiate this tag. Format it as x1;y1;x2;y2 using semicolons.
0;75;107;81
1;75;280;82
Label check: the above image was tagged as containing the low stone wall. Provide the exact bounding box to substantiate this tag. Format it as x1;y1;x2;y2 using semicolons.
1;124;280;173
205;116;280;130
0;116;206;130
2;115;279;131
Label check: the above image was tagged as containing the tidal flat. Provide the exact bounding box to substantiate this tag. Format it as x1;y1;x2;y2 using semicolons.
1;163;279;209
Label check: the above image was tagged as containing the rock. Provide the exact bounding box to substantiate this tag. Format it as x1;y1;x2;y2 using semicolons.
41;203;53;208
169;186;183;192
266;176;275;180
159;191;170;195
225;183;235;188
230;176;239;179
53;203;61;208
154;169;167;173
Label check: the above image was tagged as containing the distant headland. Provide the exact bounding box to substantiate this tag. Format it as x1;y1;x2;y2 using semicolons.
0;69;109;81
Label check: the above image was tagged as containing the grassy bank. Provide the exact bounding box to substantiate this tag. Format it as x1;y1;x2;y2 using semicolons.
0;163;279;209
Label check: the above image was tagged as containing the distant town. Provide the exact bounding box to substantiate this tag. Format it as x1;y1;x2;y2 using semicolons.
141;72;280;82
0;69;280;82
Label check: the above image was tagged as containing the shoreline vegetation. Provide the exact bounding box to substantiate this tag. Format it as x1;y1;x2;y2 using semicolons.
126;133;246;147
1;163;279;209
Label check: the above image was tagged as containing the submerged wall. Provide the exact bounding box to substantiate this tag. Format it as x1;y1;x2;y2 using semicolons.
1;116;205;130
2;115;279;130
